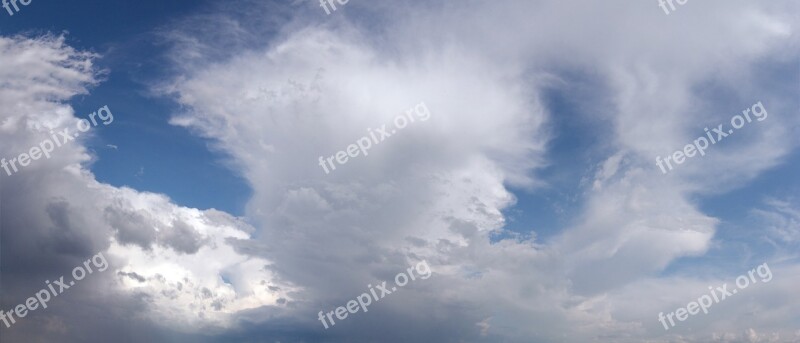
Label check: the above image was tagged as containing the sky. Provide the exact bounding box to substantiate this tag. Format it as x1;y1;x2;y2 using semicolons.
0;0;799;342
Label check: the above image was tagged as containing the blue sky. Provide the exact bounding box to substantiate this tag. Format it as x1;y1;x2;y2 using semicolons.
1;1;799;342
3;0;251;215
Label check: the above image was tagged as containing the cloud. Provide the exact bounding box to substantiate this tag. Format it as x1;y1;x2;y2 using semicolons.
0;34;289;342
157;0;799;341
2;0;798;342
753;198;800;245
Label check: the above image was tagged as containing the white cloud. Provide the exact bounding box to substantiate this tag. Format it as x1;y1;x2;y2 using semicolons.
159;0;799;341
0;34;289;340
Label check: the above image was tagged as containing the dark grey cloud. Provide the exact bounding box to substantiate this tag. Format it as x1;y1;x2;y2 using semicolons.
105;206;158;250
159;219;204;255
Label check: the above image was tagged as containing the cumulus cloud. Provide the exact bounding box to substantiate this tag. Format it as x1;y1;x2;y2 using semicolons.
157;0;799;341
0;34;288;342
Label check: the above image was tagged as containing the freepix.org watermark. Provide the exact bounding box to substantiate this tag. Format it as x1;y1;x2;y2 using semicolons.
319;0;349;15
2;0;32;16
1;105;114;177
656;101;767;174
318;102;431;174
317;260;432;329
0;252;109;328
657;262;773;331
658;0;689;15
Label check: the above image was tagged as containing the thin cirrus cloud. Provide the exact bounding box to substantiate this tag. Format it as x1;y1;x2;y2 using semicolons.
1;0;799;342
